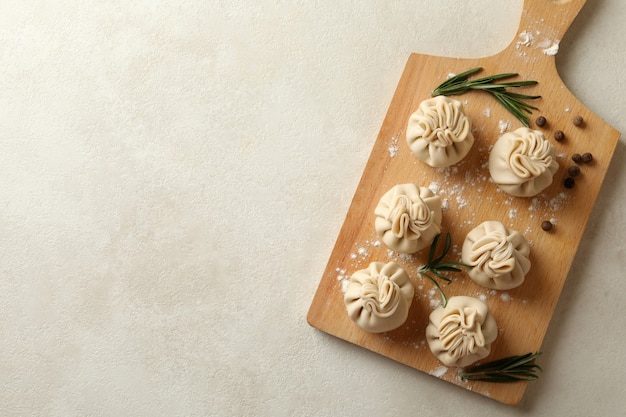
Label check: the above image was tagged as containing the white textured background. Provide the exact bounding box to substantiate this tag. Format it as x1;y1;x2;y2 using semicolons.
1;0;625;416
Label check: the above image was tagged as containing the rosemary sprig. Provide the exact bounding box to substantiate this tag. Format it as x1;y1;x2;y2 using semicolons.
417;233;468;308
431;67;541;127
459;352;543;383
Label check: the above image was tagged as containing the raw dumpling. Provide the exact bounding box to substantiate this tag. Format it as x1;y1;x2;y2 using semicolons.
426;296;498;367
374;183;442;253
461;221;531;290
344;262;414;333
406;96;474;167
489;127;559;197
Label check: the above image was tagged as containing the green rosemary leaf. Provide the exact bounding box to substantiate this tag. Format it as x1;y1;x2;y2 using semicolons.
421;272;448;308
418;233;468;307
436;67;483;90
435;266;463;273
443;232;452;257
459;352;543;383
427;233;441;264
466;352;533;372
491;92;532;126
435;261;469;269
431;68;540;127
429;232;450;265
431;270;452;283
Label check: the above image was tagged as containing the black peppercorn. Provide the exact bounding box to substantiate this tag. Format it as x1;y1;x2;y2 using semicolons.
535;116;547;127
572;153;583;164
541;220;553;231
568;165;581;177
582;152;593;163
564;177;575;189
573;115;584;127
554;130;565;141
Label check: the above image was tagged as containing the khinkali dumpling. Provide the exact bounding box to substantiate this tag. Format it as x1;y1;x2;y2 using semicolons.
374;183;442;253
426;296;498;367
406;96;474;167
344;262;414;333
489;127;559;197
461;221;531;290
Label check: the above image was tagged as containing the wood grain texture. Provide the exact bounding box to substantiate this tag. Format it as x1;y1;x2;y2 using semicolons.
307;0;620;406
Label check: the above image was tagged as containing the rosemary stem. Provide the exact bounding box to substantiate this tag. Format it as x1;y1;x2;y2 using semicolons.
431;67;540;127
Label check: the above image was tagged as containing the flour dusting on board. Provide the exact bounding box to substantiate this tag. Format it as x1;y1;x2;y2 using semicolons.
429;366;448;378
542;41;560;56
388;136;399;158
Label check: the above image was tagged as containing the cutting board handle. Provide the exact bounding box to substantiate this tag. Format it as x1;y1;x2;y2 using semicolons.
507;0;587;55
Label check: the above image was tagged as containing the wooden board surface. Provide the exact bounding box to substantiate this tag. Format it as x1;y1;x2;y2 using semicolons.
307;0;620;406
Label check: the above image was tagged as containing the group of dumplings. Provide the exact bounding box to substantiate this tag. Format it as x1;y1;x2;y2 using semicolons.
343;96;554;368
408;96;559;197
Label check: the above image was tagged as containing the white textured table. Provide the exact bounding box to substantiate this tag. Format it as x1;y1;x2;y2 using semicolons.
1;1;624;416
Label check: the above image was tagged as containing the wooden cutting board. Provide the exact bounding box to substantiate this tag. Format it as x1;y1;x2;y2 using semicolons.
307;0;620;406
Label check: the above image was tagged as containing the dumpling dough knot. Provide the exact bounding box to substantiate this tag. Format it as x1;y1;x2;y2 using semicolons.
462;221;531;290
360;273;402;317
406;96;474;167
438;306;486;360
426;296;498;367
509;131;555;178
375;184;442;253
344;262;415;333
489;127;559;197
469;231;516;276
388;194;433;240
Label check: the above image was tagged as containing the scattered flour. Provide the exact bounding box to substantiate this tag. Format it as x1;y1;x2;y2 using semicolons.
498;120;510;133
516;31;534;48
430;366;449;378
388;136;399;158
428;181;440;194
542;41;560;56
